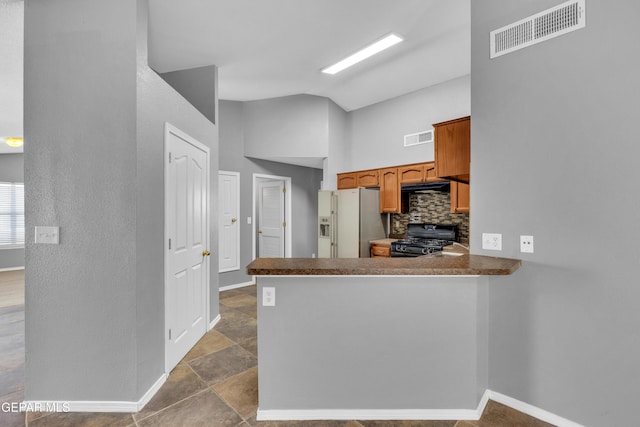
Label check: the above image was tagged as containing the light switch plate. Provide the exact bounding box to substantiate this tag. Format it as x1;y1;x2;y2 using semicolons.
35;226;60;244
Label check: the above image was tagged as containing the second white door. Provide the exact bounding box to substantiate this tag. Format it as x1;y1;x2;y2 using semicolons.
258;180;285;257
219;171;240;272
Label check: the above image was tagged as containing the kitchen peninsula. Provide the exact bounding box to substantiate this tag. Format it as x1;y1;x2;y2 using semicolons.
247;255;520;421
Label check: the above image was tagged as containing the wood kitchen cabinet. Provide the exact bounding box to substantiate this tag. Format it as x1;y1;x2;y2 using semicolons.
398;164;425;184
337;172;357;189
434;116;470;183
370;243;391;258
379;167;401;213
356;169;379;187
450;181;470;214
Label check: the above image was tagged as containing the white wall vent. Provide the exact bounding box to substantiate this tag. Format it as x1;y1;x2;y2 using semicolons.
404;130;433;147
490;0;585;58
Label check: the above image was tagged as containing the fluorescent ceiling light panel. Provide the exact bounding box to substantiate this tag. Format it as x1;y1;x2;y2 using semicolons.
322;33;403;75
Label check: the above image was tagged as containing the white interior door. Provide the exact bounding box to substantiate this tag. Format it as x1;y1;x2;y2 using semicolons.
219;171;240;272
258;180;285;257
165;124;209;372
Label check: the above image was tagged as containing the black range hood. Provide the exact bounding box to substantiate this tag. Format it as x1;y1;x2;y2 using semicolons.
401;181;450;193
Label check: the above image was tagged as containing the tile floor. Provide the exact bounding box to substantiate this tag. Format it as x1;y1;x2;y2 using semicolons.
0;271;554;426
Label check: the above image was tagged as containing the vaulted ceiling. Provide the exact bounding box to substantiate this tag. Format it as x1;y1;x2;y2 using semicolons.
147;0;470;112
0;1;470;154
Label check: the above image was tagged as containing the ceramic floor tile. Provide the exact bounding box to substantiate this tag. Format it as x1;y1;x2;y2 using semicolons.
213;366;258;419
188;344;257;385
477;401;555;427
27;411;134;427
234;302;257;319
137;389;242;427
238;336;258;357
236;284;257;295
182;329;235;362
220;289;247;301
134;362;207;421
454;421;478;427
220;293;257;309
215;307;257;343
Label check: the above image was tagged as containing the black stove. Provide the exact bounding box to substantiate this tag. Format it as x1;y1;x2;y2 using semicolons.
391;224;458;257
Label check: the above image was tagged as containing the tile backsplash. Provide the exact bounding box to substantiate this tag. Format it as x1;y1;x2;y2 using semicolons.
391;191;469;243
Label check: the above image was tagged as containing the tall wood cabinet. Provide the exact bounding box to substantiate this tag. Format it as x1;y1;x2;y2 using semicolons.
379;168;400;213
434;116;470;183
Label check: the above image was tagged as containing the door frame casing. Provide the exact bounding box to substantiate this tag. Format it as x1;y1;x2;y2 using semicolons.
164;122;211;374
218;170;240;273
252;173;292;260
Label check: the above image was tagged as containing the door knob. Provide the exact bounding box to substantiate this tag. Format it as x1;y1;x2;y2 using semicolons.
231;218;237;223
258;230;263;234
202;250;211;256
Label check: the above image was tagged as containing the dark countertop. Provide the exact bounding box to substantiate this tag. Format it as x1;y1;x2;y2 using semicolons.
247;254;521;276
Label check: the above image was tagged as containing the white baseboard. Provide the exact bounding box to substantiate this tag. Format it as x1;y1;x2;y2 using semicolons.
256;389;582;425
256;408;482;421
257;392;489;421
219;280;255;292
22;373;167;413
208;314;221;331
487;390;584;427
136;373;167;411
0;266;24;272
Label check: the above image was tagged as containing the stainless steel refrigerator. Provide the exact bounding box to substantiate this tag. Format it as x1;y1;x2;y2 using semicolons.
318;188;386;258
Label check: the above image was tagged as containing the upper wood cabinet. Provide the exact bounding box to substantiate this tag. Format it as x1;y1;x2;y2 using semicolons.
450;181;470;214
379;168;401;213
424;162;446;182
434;116;470;183
356;169;379;188
398;164;425;184
337;172;357;189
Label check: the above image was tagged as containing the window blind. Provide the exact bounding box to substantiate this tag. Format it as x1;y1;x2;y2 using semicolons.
0;182;25;248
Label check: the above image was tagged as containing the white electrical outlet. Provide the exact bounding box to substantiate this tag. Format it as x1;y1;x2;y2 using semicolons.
482;233;502;251
262;287;276;306
520;235;534;253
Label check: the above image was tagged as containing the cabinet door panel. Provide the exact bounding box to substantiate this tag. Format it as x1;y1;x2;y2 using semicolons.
357;170;379;187
379;168;400;213
337;172;357;189
434;116;470;181
398;164;425;184
450;181;470;214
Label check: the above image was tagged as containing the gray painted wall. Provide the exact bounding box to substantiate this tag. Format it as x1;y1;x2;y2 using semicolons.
348;75;470;172
159;65;217;124
471;1;640;425
25;0;138;401
243;94;329;161
24;0;218;402
324;100;349;190
0;153;24;269
218;100;323;288
257;276;488;411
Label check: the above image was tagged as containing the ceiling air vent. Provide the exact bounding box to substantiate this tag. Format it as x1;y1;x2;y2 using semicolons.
490;0;585;58
404;130;433;147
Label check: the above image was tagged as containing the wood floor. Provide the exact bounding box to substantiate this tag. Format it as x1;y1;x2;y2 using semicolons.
0;270;24;308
